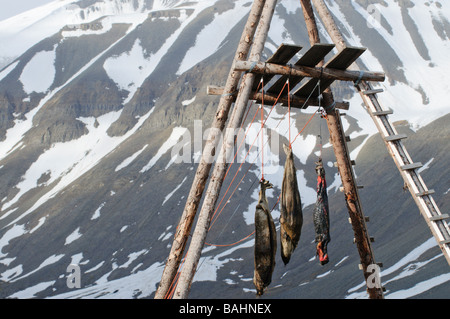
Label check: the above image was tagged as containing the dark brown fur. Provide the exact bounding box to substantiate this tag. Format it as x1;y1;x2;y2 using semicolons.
280;144;303;265
253;179;276;296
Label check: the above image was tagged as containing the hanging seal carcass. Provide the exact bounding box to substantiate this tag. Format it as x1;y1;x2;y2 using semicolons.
279;144;303;265
253;179;277;296
314;158;330;265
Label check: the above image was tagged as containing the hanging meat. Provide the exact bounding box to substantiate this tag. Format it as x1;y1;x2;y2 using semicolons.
279;144;303;265
314;158;330;265
253;179;277;296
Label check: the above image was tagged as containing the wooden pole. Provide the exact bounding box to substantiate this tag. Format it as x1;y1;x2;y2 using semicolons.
206;85;350;110
234;60;385;82
300;0;384;299
310;0;355;68
312;0;450;269
172;0;279;299
154;0;266;299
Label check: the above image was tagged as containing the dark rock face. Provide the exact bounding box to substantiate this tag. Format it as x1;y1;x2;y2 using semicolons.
0;0;448;299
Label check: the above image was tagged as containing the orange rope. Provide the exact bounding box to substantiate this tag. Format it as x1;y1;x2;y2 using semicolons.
261;79;264;181
164;254;187;299
206;231;255;247
290;108;320;147
288;79;291;149
209;80;287;230
220;80;263;184
206;79;317;248
206;181;282;248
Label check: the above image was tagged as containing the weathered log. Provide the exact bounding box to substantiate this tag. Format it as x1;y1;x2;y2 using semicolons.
234;60;385;82
154;0;266;299
308;0;384;299
172;0;278;299
206;85;350;110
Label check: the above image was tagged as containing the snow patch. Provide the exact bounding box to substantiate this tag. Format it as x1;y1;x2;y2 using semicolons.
65;227;82;245
19;47;56;94
140;127;188;172
115;144;148;172
49;261;165;299
177;0;249;75
91;202;106;220
103;39;152;103
0;60;19;81
162;176;187;206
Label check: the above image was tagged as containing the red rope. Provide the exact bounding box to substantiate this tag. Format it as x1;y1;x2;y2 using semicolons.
164;254;187;299
261;79;264;181
207;79;316;247
290;108;320;147
210;78;288;229
288;79;291;149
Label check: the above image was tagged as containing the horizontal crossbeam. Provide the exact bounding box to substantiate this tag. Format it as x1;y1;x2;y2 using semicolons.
234;60;385;83
206;85;349;110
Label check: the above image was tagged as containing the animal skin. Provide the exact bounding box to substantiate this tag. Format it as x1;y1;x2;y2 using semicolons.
279;144;303;265
253;179;277;296
314;159;330;265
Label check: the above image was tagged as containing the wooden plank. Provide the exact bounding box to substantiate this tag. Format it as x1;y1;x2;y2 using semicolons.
401;162;423;171
384;134;407;142
252;43;302;91
293;46;366;98
416;189;435;196
372;110;393;116
268;43;303;62
430;214;449;222
266;43;334;95
363;89;384;95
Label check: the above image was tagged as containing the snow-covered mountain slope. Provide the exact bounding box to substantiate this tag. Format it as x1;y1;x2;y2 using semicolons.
0;0;448;299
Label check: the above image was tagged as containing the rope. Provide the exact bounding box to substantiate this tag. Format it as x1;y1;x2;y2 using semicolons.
248;61;258;74
206;74;320;248
164;254;187;299
206;231;255;247
318;79;323;159
354;70;364;86
289;80;321;147
261;78;264;181
209;79;290;231
288;79;291;149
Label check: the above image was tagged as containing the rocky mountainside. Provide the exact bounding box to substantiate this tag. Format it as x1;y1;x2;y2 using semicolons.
0;0;448;299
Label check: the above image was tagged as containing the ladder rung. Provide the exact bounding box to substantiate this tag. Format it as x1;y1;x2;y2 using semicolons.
363;89;384;95
440;239;450;246
340;185;363;192
416;189;435;196
384;134;407;142
401;162;423;171
359;262;383;270
349;216;369;223
335;160;355;167
430;214;450;222
372;110;393;116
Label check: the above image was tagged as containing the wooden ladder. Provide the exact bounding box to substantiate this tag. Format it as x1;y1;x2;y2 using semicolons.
355;80;450;266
